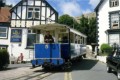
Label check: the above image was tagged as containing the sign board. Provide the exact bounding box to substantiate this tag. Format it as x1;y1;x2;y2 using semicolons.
11;29;22;42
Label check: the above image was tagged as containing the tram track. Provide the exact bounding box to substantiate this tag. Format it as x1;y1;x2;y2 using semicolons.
4;70;55;80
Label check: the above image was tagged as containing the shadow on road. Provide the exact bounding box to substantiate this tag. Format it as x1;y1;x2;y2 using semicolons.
0;67;18;71
71;58;99;71
33;58;99;72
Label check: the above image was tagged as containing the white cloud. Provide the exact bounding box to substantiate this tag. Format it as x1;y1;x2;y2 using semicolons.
59;1;82;17
82;9;92;14
6;0;20;6
5;0;98;17
89;0;100;8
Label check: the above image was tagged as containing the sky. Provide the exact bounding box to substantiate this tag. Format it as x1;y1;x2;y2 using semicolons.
6;0;100;17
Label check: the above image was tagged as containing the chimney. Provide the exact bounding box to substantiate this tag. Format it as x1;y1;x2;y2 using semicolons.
0;0;5;12
0;0;6;7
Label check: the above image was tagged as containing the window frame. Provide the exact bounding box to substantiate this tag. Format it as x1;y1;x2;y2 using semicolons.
26;29;41;48
0;27;8;39
27;7;40;19
110;0;119;7
110;12;120;29
111;13;120;29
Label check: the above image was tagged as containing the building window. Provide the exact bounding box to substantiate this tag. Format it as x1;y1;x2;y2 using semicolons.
110;0;119;7
0;27;8;39
28;7;40;19
110;13;119;29
27;29;40;48
109;34;119;46
0;45;8;50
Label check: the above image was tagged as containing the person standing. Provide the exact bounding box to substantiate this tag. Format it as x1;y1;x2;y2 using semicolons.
44;31;54;43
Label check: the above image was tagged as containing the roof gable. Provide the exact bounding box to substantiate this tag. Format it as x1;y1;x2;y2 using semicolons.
10;0;58;14
94;0;105;12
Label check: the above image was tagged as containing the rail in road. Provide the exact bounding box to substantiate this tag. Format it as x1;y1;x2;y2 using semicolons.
4;71;55;80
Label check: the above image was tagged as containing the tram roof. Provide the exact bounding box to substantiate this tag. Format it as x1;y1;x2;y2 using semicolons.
30;23;87;38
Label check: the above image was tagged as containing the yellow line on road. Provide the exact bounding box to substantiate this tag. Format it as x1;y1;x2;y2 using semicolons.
64;72;72;80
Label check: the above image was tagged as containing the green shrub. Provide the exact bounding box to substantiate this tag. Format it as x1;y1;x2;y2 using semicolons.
0;49;9;69
100;44;113;56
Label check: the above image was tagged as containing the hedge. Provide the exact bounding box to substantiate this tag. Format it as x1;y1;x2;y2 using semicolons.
0;49;9;69
100;44;113;56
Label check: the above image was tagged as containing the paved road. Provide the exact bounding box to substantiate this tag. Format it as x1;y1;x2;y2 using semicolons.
0;58;118;80
71;59;117;80
42;58;118;80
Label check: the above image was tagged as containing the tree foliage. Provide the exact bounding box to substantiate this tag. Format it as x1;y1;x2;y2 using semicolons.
58;14;97;45
58;14;79;29
87;18;96;45
78;15;96;45
0;49;9;70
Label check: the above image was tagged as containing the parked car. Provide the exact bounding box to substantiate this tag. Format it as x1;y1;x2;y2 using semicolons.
106;47;120;80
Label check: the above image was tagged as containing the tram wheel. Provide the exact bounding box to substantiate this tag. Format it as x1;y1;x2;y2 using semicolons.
62;62;72;71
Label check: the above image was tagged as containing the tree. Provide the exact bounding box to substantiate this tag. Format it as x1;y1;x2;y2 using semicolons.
58;14;79;29
58;14;97;46
78;15;89;34
78;15;96;45
87;18;96;45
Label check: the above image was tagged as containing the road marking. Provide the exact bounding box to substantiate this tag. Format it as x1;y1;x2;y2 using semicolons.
64;72;72;80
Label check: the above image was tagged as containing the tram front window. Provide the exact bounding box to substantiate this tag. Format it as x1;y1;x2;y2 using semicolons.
62;36;68;43
58;33;69;43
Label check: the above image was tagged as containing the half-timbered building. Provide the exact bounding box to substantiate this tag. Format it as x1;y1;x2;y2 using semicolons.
0;0;58;61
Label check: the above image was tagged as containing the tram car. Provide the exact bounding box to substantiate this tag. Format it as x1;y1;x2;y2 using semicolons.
31;23;87;69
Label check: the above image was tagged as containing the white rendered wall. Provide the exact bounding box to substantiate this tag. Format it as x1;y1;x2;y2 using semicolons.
98;1;109;48
7;28;34;61
98;0;120;48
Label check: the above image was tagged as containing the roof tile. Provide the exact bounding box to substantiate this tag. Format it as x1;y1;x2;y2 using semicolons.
0;7;11;22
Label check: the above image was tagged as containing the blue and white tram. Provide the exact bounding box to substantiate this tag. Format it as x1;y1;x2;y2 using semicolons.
30;23;87;69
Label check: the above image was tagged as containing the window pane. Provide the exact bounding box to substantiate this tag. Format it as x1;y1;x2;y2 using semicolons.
28;8;33;11
110;0;119;7
109;34;119;46
35;12;39;18
27;34;36;47
35;8;40;11
115;1;118;5
111;13;119;29
28;12;32;18
0;28;6;32
0;33;6;37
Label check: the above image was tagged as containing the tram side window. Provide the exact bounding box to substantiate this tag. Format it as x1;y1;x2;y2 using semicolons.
78;39;80;44
70;33;74;43
80;37;83;44
58;33;69;43
62;36;68;43
83;37;85;45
